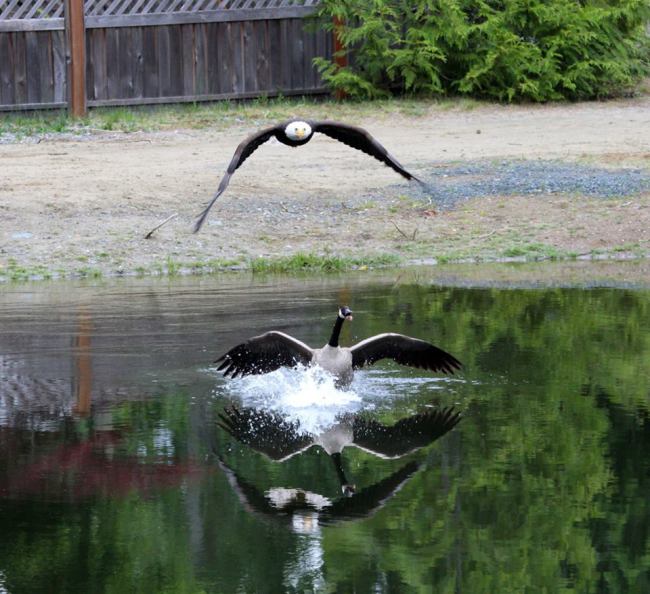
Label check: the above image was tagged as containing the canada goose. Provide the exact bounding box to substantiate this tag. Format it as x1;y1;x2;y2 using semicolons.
217;404;462;496
193;119;426;232
215;306;462;387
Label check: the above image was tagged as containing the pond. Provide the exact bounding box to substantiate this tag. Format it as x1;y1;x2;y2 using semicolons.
1;266;649;594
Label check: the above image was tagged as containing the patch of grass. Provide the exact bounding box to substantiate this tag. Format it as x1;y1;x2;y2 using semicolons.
0;97;482;141
0;259;53;282
185;258;243;273
166;256;181;276
249;252;400;274
612;242;640;252
502;242;566;260
76;267;103;279
94;108;142;132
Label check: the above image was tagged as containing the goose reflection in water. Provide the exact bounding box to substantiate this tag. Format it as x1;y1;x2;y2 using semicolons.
215;404;461;526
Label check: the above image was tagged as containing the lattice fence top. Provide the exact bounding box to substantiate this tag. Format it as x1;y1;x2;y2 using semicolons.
0;0;318;20
1;0;64;20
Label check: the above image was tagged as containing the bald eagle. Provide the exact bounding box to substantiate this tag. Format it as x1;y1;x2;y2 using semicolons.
193;119;426;232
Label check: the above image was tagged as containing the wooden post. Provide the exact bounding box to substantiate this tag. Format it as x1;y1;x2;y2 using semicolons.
65;0;87;117
332;16;347;100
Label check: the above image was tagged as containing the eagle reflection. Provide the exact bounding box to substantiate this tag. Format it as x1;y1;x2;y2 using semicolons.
215;404;461;528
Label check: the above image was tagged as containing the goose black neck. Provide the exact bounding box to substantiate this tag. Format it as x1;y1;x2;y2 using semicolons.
330;452;348;486
328;316;345;347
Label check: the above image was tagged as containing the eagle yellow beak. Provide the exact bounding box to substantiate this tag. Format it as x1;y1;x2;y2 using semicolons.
295;129;305;139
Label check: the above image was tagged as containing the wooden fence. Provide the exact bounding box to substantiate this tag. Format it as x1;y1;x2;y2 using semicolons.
0;0;332;112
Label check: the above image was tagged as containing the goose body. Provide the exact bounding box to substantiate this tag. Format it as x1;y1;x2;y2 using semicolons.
194;119;426;232
215;306;461;387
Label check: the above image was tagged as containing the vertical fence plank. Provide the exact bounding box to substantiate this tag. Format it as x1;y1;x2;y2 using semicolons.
52;31;66;102
233;22;244;94
279;18;291;91
118;27;134;98
132;26;144;98
38;31;54;102
13;33;27;104
25;31;40;102
158;25;171;96
291;19;304;90
268;18;281;92
105;27;120;99
303;24;315;89
215;21;229;94
255;19;269;92
168;25;183;96
89;29;107;100
242;19;256;93
142;25;158;97
194;22;208;95
181;23;195;96
0;34;15;105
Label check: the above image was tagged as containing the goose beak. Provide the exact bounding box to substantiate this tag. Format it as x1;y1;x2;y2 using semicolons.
345;314;353;321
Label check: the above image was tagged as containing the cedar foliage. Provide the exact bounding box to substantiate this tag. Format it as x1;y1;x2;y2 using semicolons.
313;0;650;101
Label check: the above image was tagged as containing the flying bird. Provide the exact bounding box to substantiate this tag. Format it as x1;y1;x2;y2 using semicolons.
214;306;461;387
193;119;426;232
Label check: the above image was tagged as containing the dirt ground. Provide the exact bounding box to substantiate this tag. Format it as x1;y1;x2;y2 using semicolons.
1;97;649;281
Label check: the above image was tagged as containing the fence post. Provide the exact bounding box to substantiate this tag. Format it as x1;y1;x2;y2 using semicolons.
65;0;87;117
333;16;347;100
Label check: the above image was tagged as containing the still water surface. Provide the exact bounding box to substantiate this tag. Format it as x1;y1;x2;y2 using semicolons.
1;270;649;593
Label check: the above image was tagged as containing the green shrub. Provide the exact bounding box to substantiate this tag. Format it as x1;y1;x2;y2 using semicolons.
314;0;650;101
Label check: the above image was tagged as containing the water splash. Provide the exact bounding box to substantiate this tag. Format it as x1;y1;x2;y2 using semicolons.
222;366;363;434
215;364;459;434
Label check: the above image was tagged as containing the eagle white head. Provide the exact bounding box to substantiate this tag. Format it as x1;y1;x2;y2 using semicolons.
285;120;312;141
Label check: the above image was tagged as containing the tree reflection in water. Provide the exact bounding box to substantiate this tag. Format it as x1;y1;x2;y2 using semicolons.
215;403;461;588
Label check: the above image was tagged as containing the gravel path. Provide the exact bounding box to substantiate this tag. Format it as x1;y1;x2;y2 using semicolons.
417;160;650;209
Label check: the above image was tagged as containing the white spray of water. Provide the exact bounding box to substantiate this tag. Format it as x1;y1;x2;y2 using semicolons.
212;365;460;434
222;365;364;434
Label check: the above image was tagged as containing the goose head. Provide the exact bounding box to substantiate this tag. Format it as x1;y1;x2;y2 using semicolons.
338;306;353;321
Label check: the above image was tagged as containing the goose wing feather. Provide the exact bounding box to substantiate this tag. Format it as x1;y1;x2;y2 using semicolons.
215;331;313;378
194;125;280;232
218;406;314;461
322;460;420;524
351;406;462;459
350;333;462;374
311;121;422;182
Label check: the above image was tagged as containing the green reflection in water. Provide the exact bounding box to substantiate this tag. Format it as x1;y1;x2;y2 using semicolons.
0;284;649;593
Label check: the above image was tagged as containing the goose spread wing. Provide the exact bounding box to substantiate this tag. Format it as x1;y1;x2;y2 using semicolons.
214;456;278;517
194;125;280;232
215;331;313;378
218;406;314;461
322;460;420;524
311;121;422;183
351;406;461;459
350;333;462;374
